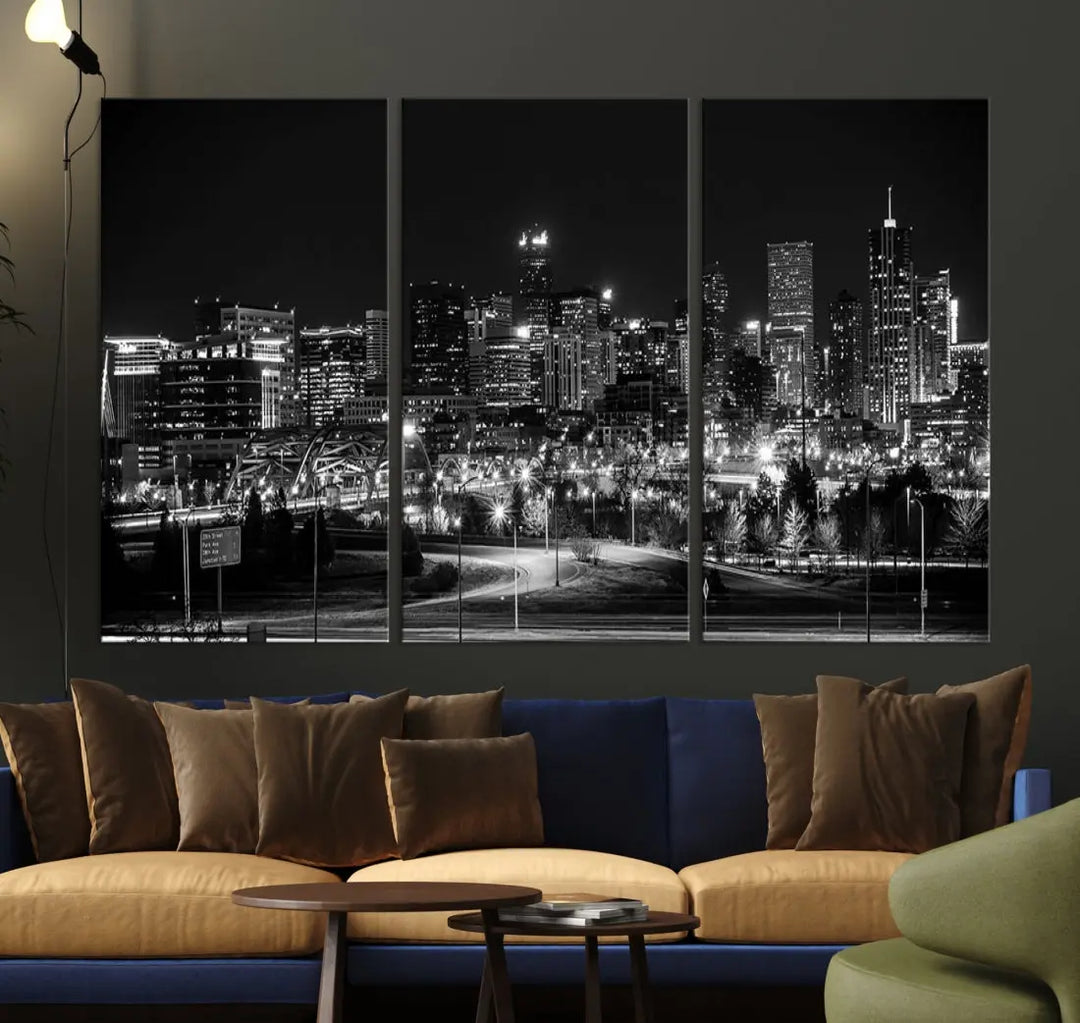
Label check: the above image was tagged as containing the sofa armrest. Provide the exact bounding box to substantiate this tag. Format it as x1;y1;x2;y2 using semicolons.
0;767;34;874
889;798;1080;1023
1012;768;1051;820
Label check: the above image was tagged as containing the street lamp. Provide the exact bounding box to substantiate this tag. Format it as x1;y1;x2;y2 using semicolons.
630;488;638;546
312;478;323;642
451;472;482;643
491;501;518;632
909;488;927;638
455;515;463;643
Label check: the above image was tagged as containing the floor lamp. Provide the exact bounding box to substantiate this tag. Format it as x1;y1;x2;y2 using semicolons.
25;0;105;694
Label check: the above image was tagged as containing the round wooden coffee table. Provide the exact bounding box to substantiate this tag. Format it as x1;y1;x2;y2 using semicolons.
449;909;700;1023
233;881;540;1023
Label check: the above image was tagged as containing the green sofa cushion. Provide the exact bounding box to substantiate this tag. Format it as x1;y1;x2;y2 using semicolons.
825;938;1059;1023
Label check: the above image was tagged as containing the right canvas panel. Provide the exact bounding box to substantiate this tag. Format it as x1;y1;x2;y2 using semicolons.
702;100;989;642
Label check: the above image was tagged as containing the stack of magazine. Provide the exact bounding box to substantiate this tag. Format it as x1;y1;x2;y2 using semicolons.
498;893;649;927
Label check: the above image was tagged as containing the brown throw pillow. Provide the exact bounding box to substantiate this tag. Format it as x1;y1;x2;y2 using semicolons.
154;703;259;854
350;688;504;739
0;702;89;862
381;734;543;859
252;689;409;868
753;677;907;849
938;665;1033;836
71;678;180;854
797;676;974;853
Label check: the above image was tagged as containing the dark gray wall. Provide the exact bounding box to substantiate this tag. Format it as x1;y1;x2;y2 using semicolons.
1;1;1077;798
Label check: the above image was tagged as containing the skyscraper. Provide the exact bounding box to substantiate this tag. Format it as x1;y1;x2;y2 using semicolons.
766;241;815;406
409;281;467;394
555;289;601;408
867;189;915;425
194;299;298;425
543;327;584;411
702;263;729;368
101;335;171;472
517;226;552;403
465;293;514;405
913;270;952;400
485;328;533;408
364;309;390;383
298;326;366;426
734;319;763;359
826;290;864;415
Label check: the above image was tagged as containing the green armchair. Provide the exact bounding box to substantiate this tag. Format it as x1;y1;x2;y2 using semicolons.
825;797;1080;1023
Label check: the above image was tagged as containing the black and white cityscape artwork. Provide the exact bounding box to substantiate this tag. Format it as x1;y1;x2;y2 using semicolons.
701;100;989;641
100;100;389;641
401;100;689;641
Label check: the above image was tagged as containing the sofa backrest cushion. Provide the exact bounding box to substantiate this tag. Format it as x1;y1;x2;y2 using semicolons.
183;692;349;710
502;697;669;866
666;698;768;870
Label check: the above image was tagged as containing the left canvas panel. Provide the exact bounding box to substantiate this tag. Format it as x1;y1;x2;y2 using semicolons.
100;100;389;642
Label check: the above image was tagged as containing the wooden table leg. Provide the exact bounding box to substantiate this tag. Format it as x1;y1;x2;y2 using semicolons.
475;951;494;1023
316;910;347;1023
628;933;654;1023
584;934;602;1023
480;909;515;1023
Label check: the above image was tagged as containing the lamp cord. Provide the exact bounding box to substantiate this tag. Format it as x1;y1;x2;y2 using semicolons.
44;0;105;696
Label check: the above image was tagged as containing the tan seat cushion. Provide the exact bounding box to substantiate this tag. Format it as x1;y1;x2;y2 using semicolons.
347;847;687;943
0;852;340;957
679;850;913;944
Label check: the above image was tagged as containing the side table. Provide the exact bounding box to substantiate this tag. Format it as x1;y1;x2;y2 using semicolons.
233;880;540;1023
448;908;700;1023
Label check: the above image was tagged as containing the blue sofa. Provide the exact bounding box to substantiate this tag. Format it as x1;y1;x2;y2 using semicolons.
0;695;1052;1006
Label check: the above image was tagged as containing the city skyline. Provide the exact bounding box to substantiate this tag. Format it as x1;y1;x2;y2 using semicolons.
703;100;988;344
403;99;687;362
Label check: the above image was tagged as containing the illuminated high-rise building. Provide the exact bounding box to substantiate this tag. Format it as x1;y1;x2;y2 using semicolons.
486;327;533;407
409;281;467;394
364;309;389;382
101;335;171;472
160;333;288;469
543;326;584;411
194;299;298;425
555;289;601;408
767;241;815;405
867;189;915;424
771;327;807;409
734;319;763;359
913;270;952;400
702;263;729;368
517;226;552;402
599;288;614;330
298;325;365;426
826;290;863;415
465;293;514;405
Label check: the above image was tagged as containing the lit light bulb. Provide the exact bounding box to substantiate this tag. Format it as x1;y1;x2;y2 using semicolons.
25;0;73;47
25;0;101;74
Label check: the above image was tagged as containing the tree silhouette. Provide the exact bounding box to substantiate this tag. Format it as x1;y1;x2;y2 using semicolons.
945;496;988;567
780;460;817;517
814;514;843;572
719;505;747;562
749;513;778;570
780;499;810;574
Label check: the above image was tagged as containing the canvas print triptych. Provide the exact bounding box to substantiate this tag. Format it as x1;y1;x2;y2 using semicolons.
100;99;988;644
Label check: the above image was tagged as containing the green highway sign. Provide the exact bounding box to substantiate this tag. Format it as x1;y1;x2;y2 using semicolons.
200;526;242;569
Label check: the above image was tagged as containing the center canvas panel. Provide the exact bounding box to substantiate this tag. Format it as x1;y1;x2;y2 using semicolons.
100;100;388;642
401;100;689;642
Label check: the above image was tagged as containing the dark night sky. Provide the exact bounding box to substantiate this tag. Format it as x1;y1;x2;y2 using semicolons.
703;100;988;341
101;100;386;341
403;100;688;359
